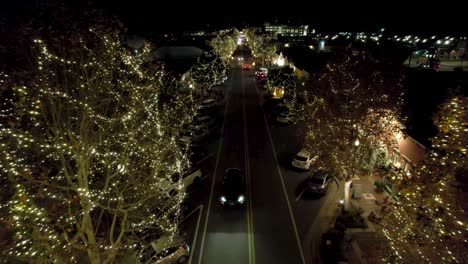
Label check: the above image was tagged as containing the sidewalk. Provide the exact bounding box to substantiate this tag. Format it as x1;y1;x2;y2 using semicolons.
306;174;391;264
343;175;390;264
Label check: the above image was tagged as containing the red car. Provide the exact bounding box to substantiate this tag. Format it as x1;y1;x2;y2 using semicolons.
243;64;251;70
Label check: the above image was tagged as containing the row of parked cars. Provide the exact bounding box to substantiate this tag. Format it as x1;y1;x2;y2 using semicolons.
260;85;335;198
139;87;228;263
267;98;297;125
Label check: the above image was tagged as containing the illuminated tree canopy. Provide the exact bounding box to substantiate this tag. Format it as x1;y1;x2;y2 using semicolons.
244;28;278;67
191;53;227;93
302;58;405;210
209;32;237;61
377;96;467;263
0;26;192;263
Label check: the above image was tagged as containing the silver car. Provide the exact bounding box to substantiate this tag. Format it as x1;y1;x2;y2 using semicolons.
138;234;190;264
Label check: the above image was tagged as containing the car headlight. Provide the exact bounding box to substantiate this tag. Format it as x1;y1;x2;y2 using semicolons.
237;195;245;203
220;196;226;203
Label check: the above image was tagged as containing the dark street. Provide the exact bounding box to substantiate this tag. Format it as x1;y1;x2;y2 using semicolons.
182;47;333;264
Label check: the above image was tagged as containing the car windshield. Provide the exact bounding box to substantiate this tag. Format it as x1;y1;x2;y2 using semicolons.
223;171;242;195
156;246;178;258
295;155;308;162
308;177;324;185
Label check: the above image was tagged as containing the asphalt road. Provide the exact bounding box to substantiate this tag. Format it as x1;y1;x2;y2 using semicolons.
181;47;332;264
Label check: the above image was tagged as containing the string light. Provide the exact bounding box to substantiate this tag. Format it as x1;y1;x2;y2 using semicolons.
302;61;404;183
0;27;197;262
378;96;467;263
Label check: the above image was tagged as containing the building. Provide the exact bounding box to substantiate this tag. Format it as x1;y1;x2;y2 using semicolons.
264;23;309;37
389;135;427;174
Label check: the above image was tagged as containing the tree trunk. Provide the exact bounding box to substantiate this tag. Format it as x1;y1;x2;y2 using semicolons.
83;213;101;264
344;180;352;212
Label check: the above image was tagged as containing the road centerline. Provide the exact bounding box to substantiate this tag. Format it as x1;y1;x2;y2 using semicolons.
241;67;255;264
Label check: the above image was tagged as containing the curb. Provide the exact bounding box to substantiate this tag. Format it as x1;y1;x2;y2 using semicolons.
303;184;341;264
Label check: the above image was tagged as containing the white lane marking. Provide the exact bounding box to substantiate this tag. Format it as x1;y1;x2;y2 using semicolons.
180;204;203;223
187;204;203;264
197;78;231;264
193;152;214;166
253;82;306;264
295;189;306;203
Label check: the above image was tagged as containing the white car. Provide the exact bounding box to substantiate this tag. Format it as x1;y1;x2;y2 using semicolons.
291;150;317;170
192;115;216;128
160;168;203;196
197;99;217;110
254;67;268;76
138;233;190;264
179;126;209;144
178;130;193;144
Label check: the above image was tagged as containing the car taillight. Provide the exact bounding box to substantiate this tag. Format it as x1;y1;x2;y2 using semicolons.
182;243;190;252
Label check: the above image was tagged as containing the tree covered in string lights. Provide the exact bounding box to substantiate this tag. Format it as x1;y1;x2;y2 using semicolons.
266;66;303;116
0;25;193;263
302;59;405;211
191;53;227;95
209;31;237;62
244;28;277;67
376;96;467;263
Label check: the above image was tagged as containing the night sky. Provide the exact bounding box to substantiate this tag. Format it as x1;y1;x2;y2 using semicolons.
1;0;467;35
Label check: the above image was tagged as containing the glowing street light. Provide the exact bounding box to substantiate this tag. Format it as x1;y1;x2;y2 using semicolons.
354;139;360;147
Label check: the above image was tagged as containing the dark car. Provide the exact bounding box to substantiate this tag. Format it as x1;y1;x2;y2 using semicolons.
189;146;208;165
304;170;335;195
220;168;246;206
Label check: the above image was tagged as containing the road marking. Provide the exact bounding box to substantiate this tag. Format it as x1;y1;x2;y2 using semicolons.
241;68;255;264
295;189;305;203
180;204;203;223
193;152;214;166
253;83;306;264
200;174;209;181
187;204;203;264
197;74;231;264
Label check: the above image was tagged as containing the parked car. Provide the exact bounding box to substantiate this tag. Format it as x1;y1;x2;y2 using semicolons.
190;127;210;143
254;67;268;76
220;168;246;206
197;99;217;110
276;111;295;124
178;130;193;144
291;149;317;170
213;76;228;86
189;146;209;165
192;115;216;128
160;168;203;196
138;233;190;264
303;170;335;195
256;72;267;79
272;103;290;116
